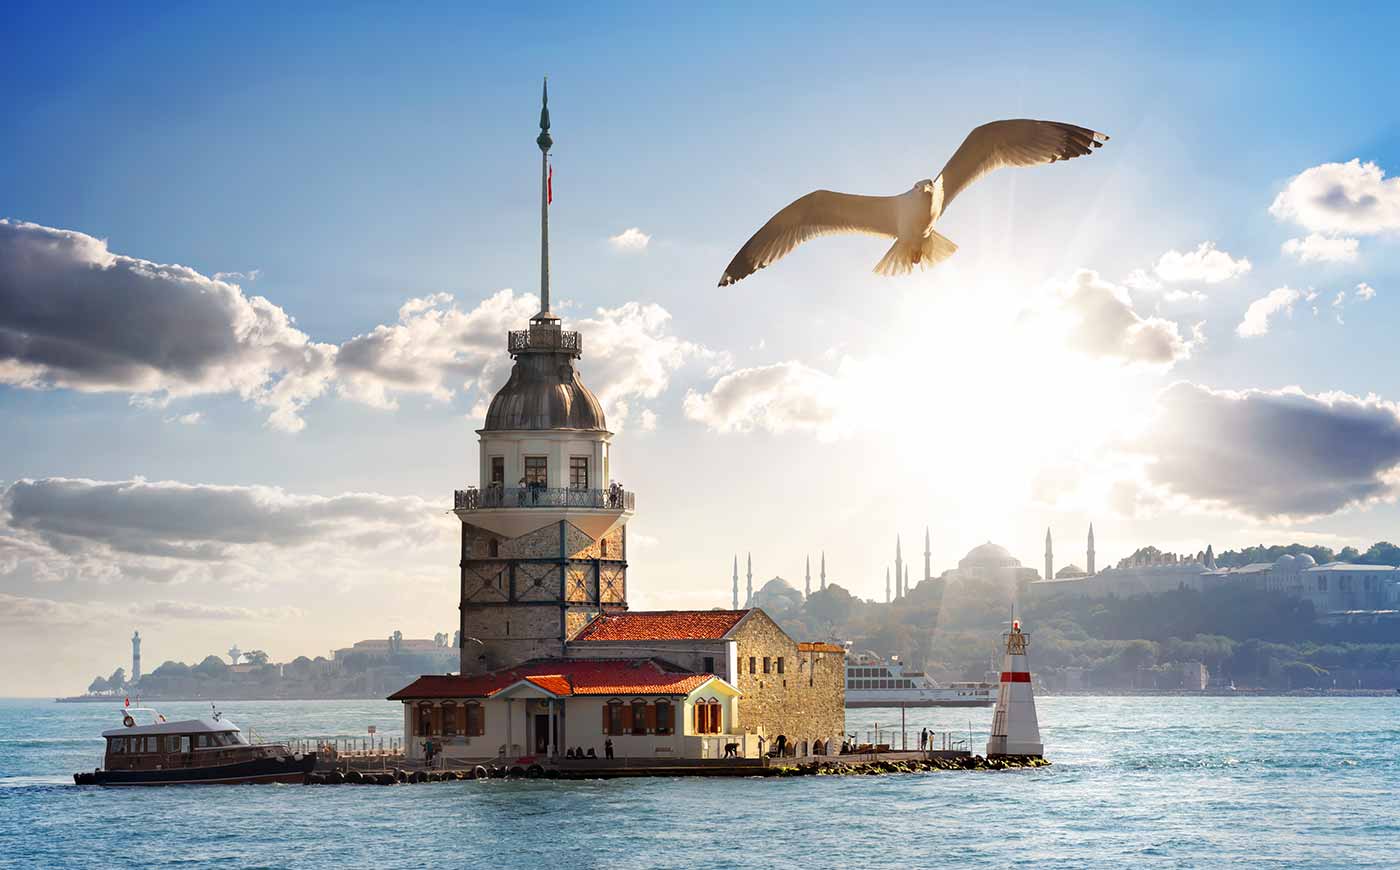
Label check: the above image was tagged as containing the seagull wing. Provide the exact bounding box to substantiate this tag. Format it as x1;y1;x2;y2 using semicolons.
718;190;901;286
935;120;1109;215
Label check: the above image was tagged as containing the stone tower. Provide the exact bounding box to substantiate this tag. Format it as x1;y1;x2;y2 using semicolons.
455;81;635;675
131;630;141;684
1044;527;1053;581
1087;523;1096;576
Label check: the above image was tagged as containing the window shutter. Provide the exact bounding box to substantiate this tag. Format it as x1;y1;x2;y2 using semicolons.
621;704;633;732
456;704;467;734
431;706;442;735
668;701;677;734
694;702;702;734
646;703;657;732
603;704;611;734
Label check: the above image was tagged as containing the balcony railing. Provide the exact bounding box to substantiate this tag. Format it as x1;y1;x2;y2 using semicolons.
454;485;635;511
508;328;582;354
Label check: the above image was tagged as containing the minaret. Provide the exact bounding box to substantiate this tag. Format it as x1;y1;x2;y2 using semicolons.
820;551;827;590
805;555;811;598
924;527;932;582
895;535;903;599
746;553;753;607
904;564;910;598
454;81;633;674
131;630;141;684
885;567;891;604
732;555;739;610
1044;527;1054;581
1087;523;1096;576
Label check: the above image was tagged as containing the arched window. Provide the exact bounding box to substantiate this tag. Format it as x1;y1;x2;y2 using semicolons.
441;701;458;737
489;539;499;557
605;699;625;736
465;702;484;737
655;700;673;736
707;700;722;734
600;538;609;557
416;702;432;737
631;700;648;735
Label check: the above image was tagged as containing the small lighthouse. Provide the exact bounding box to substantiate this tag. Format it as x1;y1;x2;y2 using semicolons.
986;616;1043;758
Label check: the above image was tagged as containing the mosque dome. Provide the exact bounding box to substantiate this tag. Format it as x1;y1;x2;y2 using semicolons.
959;541;1022;570
483;349;607;432
1295;553;1317;568
1273;554;1298;571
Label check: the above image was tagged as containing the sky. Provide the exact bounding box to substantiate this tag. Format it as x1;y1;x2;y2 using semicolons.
4;2;1400;695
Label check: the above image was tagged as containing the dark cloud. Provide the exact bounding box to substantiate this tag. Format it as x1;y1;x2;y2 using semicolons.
1135;382;1400;519
0;220;335;430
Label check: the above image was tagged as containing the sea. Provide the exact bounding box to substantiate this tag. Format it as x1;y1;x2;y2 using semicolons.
0;695;1396;869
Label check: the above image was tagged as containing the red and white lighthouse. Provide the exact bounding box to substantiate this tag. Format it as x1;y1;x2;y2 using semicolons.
986;617;1043;758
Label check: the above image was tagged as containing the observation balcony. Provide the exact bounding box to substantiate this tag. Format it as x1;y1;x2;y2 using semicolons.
453;484;634;540
508;327;581;356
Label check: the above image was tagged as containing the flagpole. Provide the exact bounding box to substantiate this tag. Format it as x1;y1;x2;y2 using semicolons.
535;77;555;322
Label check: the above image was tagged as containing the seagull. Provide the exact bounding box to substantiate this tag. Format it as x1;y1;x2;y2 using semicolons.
717;119;1109;286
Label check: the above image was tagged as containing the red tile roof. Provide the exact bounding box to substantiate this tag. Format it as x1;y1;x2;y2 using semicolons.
388;658;719;701
798;642;846;654
573;609;750;642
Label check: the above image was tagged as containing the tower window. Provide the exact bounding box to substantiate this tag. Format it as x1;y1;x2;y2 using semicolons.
490;457;505;486
763;657;771;674
569;456;589;490
489;539;499;557
776;657;784;675
524;456;548;486
703;656;715;674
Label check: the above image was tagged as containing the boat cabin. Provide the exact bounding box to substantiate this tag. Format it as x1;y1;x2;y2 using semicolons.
101;709;268;772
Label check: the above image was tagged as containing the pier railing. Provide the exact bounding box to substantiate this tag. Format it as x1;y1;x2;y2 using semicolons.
454;485;635;511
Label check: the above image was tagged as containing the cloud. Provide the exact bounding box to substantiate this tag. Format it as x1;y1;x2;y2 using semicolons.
1163;289;1208;304
1123;268;1162;292
336;292;716;430
1237;287;1302;337
135;600;303;621
683;361;844;436
165;412;203;425
0;592;300;628
1356;282;1378;301
1131;382;1400;520
608;228;651;251
0;477;451;584
1270;159;1400;236
0;220;336;432
1153;242;1252;284
1044;270;1199;367
1282;233;1359;263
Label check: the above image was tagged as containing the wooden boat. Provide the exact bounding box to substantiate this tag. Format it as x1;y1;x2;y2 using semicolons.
73;706;315;786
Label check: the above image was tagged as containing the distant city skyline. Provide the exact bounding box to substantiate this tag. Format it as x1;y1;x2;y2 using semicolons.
4;4;1400;695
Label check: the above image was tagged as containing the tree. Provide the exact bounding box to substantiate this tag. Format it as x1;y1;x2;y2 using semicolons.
108;667;126;689
152;660;190;677
88;676;110;694
805;585;858;634
193;655;229;677
243;650;270;666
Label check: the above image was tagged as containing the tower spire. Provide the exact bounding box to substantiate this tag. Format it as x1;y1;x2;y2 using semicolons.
534;77;558;324
820;551;826;590
805;555;811;598
885;567;891;604
1045;527;1054;581
895;535;903;599
732;555;739;610
1087;523;1096;576
746;553;753;607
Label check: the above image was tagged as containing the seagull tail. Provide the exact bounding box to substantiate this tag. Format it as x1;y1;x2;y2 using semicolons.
873;231;958;276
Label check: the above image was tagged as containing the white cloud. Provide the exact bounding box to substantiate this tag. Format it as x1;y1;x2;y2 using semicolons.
1131;382;1400;520
0;220;335;432
608;227;651;251
1282;233;1359;263
1270;159;1400;236
683;361;844;437
1163;289;1208;304
1356;282;1378;301
1123;268;1162;292
1041;270;1199;367
165;412;203;425
1237;287;1302;337
1153;242;1252;284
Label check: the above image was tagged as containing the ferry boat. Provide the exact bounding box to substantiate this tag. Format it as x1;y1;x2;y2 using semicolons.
73;706;315;786
845;654;995;708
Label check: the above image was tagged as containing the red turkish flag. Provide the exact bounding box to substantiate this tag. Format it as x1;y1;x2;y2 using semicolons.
548;163;553;205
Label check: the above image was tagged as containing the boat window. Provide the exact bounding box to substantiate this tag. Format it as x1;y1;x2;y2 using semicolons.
109;737;125;754
180;736;191;753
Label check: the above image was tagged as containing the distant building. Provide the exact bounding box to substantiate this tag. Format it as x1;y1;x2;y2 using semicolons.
943;541;1039;588
334;635;457;672
131;630;142;684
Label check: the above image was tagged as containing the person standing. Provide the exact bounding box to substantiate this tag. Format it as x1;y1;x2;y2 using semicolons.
604;737;614;759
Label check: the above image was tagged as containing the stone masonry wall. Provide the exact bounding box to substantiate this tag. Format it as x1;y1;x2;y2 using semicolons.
730;610;845;752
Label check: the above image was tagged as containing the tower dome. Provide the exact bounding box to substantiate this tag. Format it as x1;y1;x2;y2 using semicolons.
960;541;1021;570
482;329;607;431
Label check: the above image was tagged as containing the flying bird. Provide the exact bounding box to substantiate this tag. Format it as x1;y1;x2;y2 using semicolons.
717;119;1109;286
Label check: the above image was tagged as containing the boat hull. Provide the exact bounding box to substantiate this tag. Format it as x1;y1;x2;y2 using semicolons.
846;699;994;708
76;752;316;786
